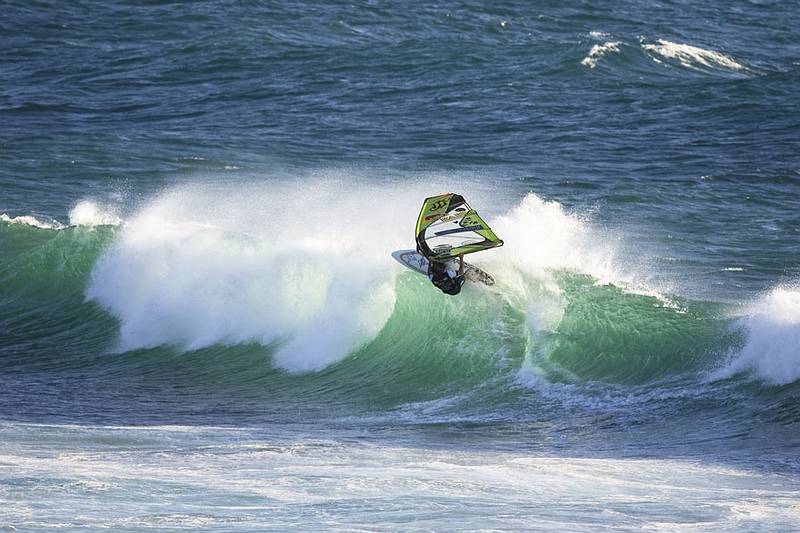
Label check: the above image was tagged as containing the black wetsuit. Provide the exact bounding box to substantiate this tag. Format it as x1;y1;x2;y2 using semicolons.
428;259;465;296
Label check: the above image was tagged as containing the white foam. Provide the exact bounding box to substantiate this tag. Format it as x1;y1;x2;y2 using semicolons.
713;287;800;385
3;421;798;531
68;200;122;227
86;181;656;372
87;180;419;372
488;192;618;287
484;192;637;350
0;213;65;230
1;200;121;230
483;193;685;385
642;39;747;72
581;41;621;69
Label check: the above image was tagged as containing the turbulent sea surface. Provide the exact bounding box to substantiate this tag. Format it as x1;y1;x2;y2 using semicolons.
2;1;800;530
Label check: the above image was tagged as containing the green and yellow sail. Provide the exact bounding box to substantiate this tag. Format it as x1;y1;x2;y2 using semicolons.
415;193;503;260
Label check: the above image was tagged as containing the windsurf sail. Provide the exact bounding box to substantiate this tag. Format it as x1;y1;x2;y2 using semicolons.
415;193;503;260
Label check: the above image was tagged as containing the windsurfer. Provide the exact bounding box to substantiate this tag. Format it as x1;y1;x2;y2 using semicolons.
427;254;465;296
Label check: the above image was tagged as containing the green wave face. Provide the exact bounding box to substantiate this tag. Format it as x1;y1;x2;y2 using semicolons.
0;222;119;370
532;274;738;385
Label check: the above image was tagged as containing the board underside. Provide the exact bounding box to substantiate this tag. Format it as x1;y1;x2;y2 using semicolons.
391;249;495;286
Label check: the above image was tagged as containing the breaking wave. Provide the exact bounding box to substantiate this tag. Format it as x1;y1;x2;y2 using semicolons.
2;180;798;426
578;34;752;76
581;41;621;69
68;200;123;227
86;182;403;372
713;287;800;385
641;39;748;73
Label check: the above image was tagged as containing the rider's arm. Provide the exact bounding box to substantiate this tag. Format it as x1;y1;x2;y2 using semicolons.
458;255;465;275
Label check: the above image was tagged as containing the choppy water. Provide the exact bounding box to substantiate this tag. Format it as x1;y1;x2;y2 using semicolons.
2;1;800;530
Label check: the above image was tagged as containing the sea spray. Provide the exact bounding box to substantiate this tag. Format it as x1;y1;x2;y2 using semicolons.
581;42;622;69
86;181;408;372
68;200;123;227
713;287;800;385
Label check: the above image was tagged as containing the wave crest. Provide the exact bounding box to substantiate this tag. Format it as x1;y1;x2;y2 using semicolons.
581;42;621;69
0;213;65;230
642;39;747;72
714;287;800;385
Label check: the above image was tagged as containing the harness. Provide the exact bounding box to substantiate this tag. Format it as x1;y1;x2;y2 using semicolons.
428;260;465;295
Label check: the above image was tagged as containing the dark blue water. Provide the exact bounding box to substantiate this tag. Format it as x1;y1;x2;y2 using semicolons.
2;1;800;530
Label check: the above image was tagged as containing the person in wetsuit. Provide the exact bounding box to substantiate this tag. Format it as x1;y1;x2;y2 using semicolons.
427;254;466;296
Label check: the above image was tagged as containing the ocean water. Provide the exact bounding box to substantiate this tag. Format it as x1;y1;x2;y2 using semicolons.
2;0;800;530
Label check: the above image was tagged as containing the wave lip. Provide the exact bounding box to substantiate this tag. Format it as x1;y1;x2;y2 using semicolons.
714;287;800;385
1;201;121;231
0;213;66;230
641;39;748;73
581;42;621;69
